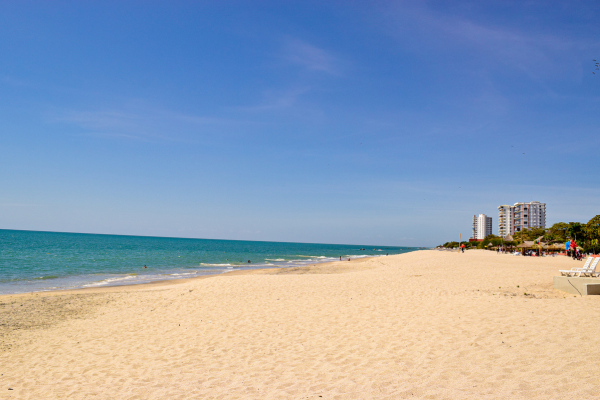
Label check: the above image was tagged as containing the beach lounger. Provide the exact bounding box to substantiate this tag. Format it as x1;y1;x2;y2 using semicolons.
582;257;600;277
561;257;600;277
560;257;594;277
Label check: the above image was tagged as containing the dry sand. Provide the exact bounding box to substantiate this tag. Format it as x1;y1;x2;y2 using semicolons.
1;250;599;399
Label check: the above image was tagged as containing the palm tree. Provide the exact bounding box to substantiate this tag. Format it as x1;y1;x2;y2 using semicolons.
566;222;583;243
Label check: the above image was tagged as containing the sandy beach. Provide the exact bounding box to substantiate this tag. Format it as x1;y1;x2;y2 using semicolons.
1;250;599;399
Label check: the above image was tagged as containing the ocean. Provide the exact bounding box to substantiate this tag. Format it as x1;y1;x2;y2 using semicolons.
0;229;419;294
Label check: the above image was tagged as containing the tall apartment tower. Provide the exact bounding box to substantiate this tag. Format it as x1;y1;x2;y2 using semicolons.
497;201;546;237
513;201;546;233
472;214;493;239
498;205;512;238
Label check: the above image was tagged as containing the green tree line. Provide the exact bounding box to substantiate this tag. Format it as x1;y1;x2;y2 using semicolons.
439;215;600;253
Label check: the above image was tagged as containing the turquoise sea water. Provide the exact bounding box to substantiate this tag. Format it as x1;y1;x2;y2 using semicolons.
0;229;419;294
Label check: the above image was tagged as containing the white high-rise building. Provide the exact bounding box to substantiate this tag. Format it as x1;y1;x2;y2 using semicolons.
498;205;512;238
497;201;546;237
472;214;493;240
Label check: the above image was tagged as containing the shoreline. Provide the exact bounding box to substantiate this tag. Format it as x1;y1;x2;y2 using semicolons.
0;255;380;299
1;228;414;297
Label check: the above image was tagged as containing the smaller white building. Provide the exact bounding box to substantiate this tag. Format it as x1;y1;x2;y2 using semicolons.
472;214;493;240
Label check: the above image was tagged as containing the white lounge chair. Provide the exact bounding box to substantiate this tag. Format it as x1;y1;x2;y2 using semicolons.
560;257;595;277
560;257;592;276
583;257;600;277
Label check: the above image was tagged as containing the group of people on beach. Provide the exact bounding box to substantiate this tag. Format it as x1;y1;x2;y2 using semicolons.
519;249;541;257
494;247;588;259
567;248;583;261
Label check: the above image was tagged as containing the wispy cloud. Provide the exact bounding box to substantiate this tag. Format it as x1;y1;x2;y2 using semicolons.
236;86;311;112
234;38;342;114
283;38;340;74
1;75;33;87
380;2;591;83
50;104;251;142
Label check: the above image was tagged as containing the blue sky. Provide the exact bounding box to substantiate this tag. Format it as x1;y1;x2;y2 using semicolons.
1;1;599;246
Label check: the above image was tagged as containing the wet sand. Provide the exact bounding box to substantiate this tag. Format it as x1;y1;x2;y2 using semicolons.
1;250;599;399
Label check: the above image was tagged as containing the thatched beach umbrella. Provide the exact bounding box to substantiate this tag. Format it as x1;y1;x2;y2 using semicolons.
544;243;566;253
517;241;535;249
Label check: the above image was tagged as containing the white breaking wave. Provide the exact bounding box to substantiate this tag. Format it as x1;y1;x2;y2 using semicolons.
83;275;138;287
200;263;232;267
166;271;202;277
